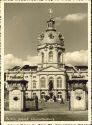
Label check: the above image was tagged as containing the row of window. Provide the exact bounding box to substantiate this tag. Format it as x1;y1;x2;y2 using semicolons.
33;77;62;89
42;51;61;63
9;75;36;79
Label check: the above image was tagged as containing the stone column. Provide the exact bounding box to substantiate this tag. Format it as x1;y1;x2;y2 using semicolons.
47;75;49;95
54;75;57;97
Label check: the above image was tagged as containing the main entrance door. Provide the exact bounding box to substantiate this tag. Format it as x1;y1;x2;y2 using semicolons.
48;77;54;99
57;92;62;100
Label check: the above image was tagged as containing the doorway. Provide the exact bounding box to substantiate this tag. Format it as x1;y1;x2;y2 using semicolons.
48;77;54;99
57;92;62;100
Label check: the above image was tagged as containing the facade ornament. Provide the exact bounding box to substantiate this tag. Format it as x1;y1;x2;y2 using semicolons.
39;33;44;40
59;33;64;41
48;33;54;39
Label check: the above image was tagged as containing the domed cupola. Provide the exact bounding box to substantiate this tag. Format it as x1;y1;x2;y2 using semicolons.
37;11;65;68
38;18;64;46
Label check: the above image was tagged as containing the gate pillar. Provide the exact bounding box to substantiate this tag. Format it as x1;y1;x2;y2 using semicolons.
7;79;27;111
68;78;87;111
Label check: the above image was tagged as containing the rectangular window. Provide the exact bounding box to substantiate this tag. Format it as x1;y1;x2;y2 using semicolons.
33;82;36;88
57;78;62;88
40;77;46;88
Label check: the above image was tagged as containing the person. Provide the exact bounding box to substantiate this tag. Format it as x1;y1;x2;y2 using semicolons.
33;93;38;111
53;95;56;102
60;95;64;104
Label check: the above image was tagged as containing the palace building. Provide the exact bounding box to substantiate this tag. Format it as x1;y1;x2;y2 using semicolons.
4;16;88;111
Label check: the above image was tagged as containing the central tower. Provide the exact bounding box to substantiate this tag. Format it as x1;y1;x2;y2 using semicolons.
37;11;65;68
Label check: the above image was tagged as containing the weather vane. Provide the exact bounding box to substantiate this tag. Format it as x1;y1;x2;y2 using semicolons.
48;8;53;18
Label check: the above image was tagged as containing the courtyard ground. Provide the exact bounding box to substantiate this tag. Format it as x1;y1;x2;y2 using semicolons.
4;101;88;121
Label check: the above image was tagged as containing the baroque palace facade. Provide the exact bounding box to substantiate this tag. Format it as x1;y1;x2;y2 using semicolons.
5;17;88;110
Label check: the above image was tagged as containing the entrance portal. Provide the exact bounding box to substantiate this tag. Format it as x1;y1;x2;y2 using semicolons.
48;80;53;91
48;80;54;99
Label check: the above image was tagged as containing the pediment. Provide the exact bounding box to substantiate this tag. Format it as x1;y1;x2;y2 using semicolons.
38;66;65;72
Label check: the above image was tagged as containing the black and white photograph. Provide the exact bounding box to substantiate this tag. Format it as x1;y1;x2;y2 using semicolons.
1;0;91;124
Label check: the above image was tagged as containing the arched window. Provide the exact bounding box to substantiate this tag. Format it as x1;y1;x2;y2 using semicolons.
49;77;54;83
48;22;52;28
48;77;54;90
58;52;61;63
57;77;62;88
40;77;46;88
42;52;44;63
49;51;53;62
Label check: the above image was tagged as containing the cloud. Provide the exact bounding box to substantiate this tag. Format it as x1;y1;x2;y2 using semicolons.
4;54;40;70
4;50;88;70
63;13;87;22
4;54;23;70
26;55;41;65
64;50;88;66
55;13;87;25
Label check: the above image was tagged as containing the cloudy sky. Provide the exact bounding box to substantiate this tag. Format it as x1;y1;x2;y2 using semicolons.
4;3;88;69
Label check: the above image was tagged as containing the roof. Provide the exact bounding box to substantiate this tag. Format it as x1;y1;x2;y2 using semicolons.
8;66;21;71
75;66;88;70
68;79;88;83
38;18;64;46
8;65;38;71
7;79;28;83
65;65;88;72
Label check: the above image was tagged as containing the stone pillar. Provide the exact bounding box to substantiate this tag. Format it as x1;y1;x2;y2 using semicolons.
54;75;57;97
9;90;24;111
62;75;66;102
47;75;49;96
70;89;86;111
8;80;27;111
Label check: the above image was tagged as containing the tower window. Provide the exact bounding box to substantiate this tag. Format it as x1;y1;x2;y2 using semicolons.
57;77;62;88
42;52;44;63
58;52;61;63
40;77;46;88
49;51;53;62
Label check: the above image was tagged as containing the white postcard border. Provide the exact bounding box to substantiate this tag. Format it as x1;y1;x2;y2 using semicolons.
1;0;91;125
